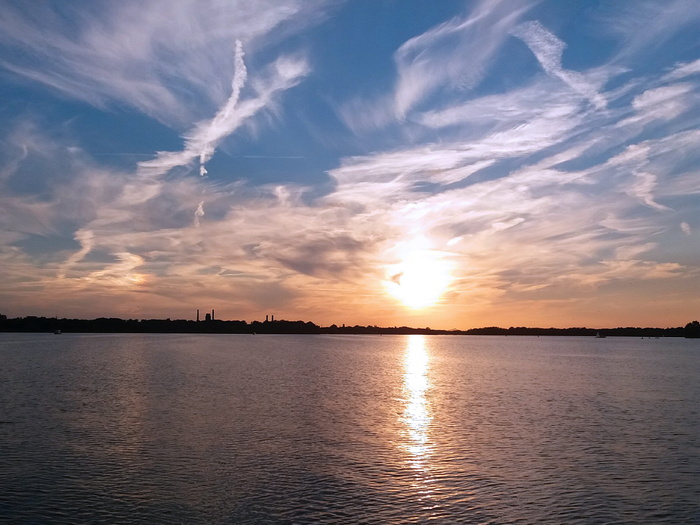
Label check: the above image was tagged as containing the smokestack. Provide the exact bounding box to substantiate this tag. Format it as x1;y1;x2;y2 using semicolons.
265;314;269;322
211;309;215;321
196;309;200;322
271;314;274;322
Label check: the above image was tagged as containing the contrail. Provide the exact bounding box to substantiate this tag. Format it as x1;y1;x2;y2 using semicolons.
138;39;309;181
138;39;249;178
198;39;248;170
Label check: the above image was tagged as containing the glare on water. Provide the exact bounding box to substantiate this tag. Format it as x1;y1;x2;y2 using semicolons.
401;335;432;468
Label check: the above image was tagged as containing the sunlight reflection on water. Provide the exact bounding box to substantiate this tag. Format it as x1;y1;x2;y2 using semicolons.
402;335;433;471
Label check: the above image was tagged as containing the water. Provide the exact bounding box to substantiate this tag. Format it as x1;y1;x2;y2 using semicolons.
0;333;698;524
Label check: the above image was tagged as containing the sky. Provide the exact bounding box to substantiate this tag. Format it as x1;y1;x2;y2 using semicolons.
0;0;699;329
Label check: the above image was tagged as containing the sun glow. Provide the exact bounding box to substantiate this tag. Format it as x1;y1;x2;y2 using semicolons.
384;250;452;309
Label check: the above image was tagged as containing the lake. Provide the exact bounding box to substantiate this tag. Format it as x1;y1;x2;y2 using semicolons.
0;333;698;523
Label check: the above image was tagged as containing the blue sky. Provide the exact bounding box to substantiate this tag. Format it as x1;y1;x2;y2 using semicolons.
1;0;699;328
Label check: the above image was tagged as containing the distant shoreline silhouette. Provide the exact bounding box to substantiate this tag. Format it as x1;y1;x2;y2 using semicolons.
1;314;698;338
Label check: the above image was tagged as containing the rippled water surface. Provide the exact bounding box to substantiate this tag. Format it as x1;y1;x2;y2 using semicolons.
1;333;698;523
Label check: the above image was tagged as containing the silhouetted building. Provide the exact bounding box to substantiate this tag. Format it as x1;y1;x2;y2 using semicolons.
205;313;211;322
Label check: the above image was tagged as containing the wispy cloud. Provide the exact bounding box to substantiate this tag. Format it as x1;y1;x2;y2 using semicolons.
663;58;700;82
510;21;606;109
0;0;322;126
394;0;534;118
596;0;700;64
340;0;537;131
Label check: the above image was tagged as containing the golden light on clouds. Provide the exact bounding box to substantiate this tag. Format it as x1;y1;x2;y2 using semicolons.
81;253;148;289
1;1;698;328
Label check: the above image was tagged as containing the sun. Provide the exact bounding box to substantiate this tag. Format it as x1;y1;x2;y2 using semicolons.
384;251;452;309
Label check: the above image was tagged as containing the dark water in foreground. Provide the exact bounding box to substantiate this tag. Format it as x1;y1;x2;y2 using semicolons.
0;333;698;524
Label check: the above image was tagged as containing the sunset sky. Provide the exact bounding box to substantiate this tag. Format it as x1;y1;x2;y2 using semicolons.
1;0;698;329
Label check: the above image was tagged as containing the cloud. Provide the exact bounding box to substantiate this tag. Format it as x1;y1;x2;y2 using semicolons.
663;58;700;82
419;76;578;131
57;230;94;279
510;21;606;109
628;172;670;211
193;201;205;228
614;83;695;128
86;252;146;287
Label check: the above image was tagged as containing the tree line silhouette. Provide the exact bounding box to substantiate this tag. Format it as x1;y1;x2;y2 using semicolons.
1;314;698;337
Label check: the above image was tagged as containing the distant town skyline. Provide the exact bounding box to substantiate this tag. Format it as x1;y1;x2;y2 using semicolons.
0;1;699;329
